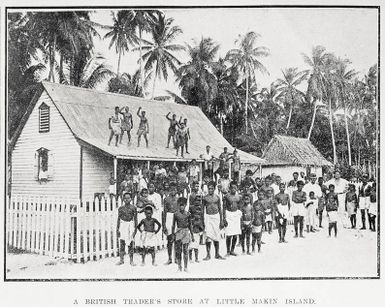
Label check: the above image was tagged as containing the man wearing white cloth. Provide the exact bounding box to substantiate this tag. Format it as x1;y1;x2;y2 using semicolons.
148;183;163;248
116;193;137;266
223;181;242;256
203;181;226;261
358;174;372;230
325;170;348;210
303;174;322;233
163;183;179;265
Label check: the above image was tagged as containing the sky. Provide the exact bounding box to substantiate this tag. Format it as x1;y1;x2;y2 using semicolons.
82;8;378;97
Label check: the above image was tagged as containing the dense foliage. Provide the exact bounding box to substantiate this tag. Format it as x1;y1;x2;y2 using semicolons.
8;10;378;176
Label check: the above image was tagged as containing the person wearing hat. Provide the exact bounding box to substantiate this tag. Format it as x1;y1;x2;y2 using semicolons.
303;173;323;232
358;173;372;230
325;170;349;226
291;180;307;238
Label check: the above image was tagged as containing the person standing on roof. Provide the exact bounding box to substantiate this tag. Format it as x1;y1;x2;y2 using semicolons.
137;107;149;148
119;106;133;145
179;118;191;154
166;112;179;148
108;106;123;147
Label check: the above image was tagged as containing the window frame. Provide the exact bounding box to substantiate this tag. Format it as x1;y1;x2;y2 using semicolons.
38;102;50;133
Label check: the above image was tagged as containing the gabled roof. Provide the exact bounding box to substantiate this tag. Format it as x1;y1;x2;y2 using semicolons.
262;135;332;167
12;82;264;164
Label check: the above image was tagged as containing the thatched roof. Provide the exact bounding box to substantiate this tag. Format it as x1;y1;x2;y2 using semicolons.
12;82;265;164
262;135;332;167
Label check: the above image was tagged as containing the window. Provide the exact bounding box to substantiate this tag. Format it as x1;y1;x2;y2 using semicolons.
39;103;50;133
34;148;54;181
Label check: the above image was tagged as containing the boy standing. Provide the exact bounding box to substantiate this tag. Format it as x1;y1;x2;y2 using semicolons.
172;197;194;272
252;191;265;253
292;181;307;238
163;183;179;264
136;206;161;266
223;181;242;256
108;106;122;146
368;182;377;232
326;184;339;237
275;183;290;243
189;194;205;262
137;107;149;148
203;181;226;260
240;194;253;254
116;193;137;265
119;106;133;144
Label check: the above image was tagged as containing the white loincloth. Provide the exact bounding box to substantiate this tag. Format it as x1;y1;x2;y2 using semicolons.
119;220;135;243
204;213;221;242
252;225;262;233
368;202;377;216
165;212;174;236
346;202;357;217
189;232;202;250
359;196;370;210
277;204;289;219
225;210;242;236
328;211;338;223
141;231;158;248
292;202;306;217
264;209;272;222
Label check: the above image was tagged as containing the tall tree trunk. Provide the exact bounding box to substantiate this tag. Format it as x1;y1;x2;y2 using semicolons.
307;99;317;139
343;100;352;166
48;35;57;82
245;74;249;134
117;49;122;77
138;27;144;96
219;112;224;135
59;54;64;83
328;97;337;164
286;105;293;133
151;61;159;99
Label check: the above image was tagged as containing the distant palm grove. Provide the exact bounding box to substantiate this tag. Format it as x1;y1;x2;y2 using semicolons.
8;10;378;178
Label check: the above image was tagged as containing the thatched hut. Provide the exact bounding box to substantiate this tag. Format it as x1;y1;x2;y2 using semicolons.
261;135;332;182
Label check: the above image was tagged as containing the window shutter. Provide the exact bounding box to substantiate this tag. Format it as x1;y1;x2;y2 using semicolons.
34;151;38;180
48;151;55;179
39;103;50;133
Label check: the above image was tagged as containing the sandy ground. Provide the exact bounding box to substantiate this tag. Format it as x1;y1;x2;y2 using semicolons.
6;215;378;280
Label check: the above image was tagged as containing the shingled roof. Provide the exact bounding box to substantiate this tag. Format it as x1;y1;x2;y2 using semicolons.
12;82;265;164
262;135;332;167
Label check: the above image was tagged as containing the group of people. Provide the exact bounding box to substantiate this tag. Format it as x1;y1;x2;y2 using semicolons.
108;106;149;148
114;165;378;273
107;107;192;155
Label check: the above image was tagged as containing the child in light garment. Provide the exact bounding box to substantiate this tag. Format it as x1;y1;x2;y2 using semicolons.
136;206;161;266
345;184;359;229
240;194;253;254
252;191;265;253
188;194;204;263
326;184;339;238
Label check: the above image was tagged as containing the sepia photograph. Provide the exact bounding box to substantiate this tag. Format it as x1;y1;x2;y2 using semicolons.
4;5;379;282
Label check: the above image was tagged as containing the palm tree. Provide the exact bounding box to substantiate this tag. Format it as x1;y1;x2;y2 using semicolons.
334;58;357;166
108;69;152;97
104;10;137;76
275;67;308;133
138;14;184;98
226;31;269;133
24;11;100;83
130;10;160;94
302;45;330;140
177;37;220;112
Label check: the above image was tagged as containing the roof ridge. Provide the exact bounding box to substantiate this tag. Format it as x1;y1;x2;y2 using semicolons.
41;81;199;109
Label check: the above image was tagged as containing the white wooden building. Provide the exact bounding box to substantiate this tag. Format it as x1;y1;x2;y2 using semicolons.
9;82;264;201
261;135;332;182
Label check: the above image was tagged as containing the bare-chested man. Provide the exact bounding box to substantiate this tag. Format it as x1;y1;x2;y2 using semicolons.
137;107;149;147
163;182;179;265
116;193;137;266
223;181;242;256
292;181;307;238
275;183;291;243
172;197;194;272
203;181;226;261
